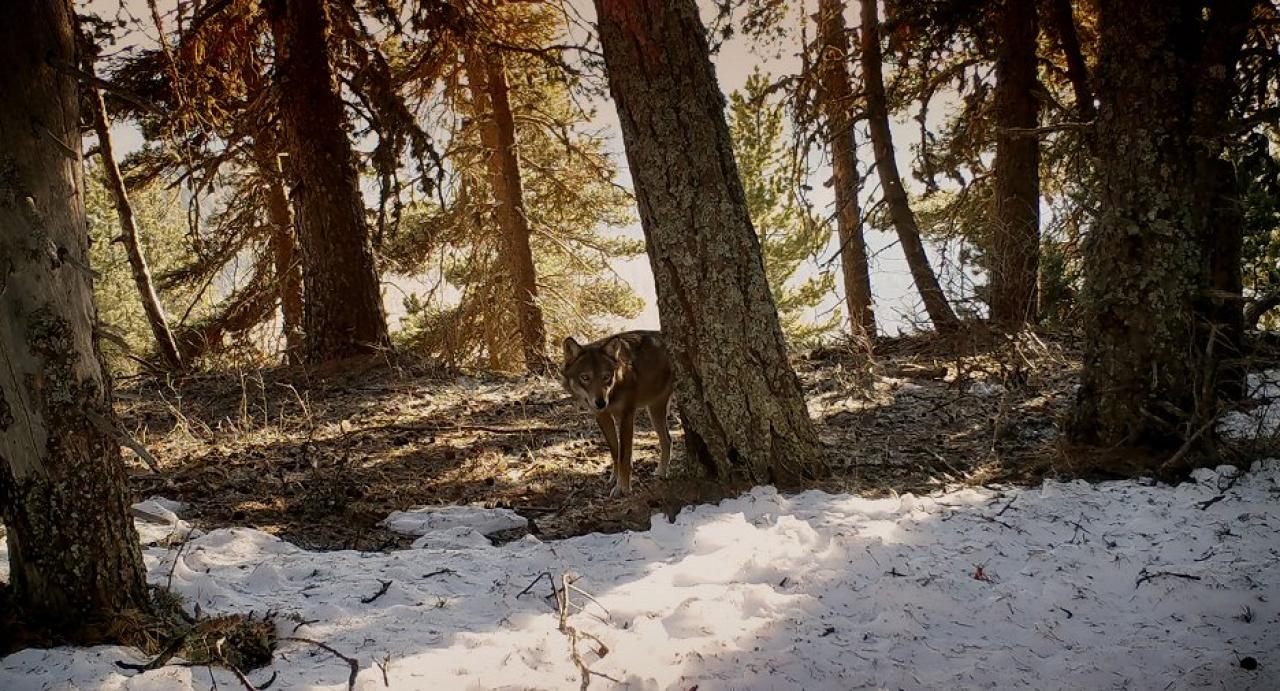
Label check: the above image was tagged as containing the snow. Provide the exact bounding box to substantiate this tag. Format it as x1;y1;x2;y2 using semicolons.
382;505;528;541
1220;370;1280;439
3;464;1280;690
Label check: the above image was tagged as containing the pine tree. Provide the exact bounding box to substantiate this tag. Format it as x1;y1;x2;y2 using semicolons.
728;70;838;349
388;28;643;371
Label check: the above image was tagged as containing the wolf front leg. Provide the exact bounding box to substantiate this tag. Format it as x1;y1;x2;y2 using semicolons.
611;406;636;497
594;411;620;483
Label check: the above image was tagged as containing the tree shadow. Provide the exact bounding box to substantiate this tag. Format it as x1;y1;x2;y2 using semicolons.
119;361;694;549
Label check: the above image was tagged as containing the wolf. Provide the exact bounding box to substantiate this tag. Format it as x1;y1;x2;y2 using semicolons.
560;330;674;497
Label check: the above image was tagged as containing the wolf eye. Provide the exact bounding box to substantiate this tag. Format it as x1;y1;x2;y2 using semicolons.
579;373;591;383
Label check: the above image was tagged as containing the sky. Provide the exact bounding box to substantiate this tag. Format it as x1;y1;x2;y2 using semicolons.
96;0;967;340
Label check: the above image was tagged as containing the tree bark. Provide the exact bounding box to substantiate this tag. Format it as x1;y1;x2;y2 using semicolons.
83;47;185;370
816;0;876;341
253;134;305;364
1068;0;1254;453
0;0;150;636
463;46;549;371
858;0;958;329
594;0;826;484
267;0;390;362
989;0;1041;325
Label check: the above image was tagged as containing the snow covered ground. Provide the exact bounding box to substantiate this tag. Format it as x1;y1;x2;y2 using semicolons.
3;463;1279;690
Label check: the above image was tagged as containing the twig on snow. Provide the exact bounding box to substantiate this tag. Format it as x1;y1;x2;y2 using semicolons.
517;571;556;599
375;654;391;686
219;653;267;691
361;580;393;604
1196;472;1242;510
555;573;616;690
115;632;189;672
1135;567;1203;588
281;637;359;691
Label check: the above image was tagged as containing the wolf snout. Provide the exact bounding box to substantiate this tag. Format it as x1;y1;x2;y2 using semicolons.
593;397;607;410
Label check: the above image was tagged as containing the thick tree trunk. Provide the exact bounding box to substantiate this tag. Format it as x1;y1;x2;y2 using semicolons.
84;51;184;370
594;0;826;484
1046;0;1096;123
463;47;549;371
0;0;149;635
253;134;305;363
1068;0;1254;454
267;0;390;362
989;0;1041;325
858;0;958;329
816;0;876;341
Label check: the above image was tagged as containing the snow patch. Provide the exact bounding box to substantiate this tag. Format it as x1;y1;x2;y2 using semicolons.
382;504;528;539
3;468;1279;689
1220;370;1280;439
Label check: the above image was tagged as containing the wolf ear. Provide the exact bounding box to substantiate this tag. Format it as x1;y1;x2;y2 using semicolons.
563;337;582;361
603;336;629;360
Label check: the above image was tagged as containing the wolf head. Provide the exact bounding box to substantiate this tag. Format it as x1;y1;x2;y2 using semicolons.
561;336;628;412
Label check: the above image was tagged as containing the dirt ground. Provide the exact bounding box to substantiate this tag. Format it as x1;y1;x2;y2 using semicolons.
112;328;1224;551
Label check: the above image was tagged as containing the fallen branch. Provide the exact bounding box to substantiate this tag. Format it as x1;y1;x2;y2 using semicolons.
370;421;570;436
555;573;616;691
220;654;268;691
516;571;556;600
1196;472;1242;510
1135;568;1202;588
360;580;393;604
1159;411;1222;472
280;637;359;690
116;632;189;672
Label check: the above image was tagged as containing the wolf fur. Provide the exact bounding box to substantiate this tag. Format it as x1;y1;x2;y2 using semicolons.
560;330;674;497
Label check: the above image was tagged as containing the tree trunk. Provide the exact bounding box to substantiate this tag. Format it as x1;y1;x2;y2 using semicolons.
1068;0;1254;453
989;0;1041;325
267;0;390;362
253;134;305;364
858;0;958;329
0;0;150;636
1045;0;1096;123
816;0;876;341
463;46;549;371
594;0;826;484
83;47;185;370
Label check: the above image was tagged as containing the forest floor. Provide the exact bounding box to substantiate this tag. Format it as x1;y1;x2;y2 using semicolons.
4;328;1280;689
108;327;1280;552
111;328;1123;551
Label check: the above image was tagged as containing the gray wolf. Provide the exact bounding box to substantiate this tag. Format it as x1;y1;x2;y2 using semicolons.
560;330;674;497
